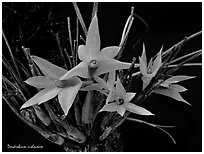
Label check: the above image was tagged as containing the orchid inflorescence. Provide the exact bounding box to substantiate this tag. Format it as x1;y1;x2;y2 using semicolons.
3;3;201;151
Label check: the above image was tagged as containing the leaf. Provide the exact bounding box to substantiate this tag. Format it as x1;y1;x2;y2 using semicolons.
86;14;100;57
31;56;67;79
82;91;94;124
154;88;191;105
25;76;54;88
125;102;154;116
33;106;51;126
99;46;121;59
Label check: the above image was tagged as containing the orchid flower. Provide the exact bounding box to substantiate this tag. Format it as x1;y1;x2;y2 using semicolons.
154;75;195;105
100;73;154;117
21;56;82;116
60;15;139;80
139;43;163;90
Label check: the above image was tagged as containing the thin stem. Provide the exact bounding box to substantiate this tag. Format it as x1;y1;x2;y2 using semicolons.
72;2;87;36
127;117;176;144
75;17;79;65
167;63;202;68
3;29;22;81
162;31;202;56
67;17;74;67
168;49;201;65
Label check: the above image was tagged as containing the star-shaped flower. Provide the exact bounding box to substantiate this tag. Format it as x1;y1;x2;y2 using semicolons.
21;56;82;116
60;15;139;80
154;75;195;105
139;43;163;90
99;73;154;117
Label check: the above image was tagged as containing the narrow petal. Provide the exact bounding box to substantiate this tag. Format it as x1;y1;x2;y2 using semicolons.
98;46;121;59
142;76;152;90
139;43;148;76
154;88;191;105
80;83;108;96
99;102;118;113
60;62;89;80
115;77;126;98
78;45;90;62
106;91;116;104
58;80;82;116
94;76;108;89
21;87;56;109
31;56;67;79
164;75;195;85
152;46;162;74
38;87;61;105
125;102;154;115
86;15;100;57
169;84;187;92
139;57;147;76
116;105;126;116
124;92;136;102
95;59;131;76
25;76;55;88
107;71;116;91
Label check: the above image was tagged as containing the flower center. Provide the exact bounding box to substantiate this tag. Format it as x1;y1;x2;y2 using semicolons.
147;67;152;74
117;97;124;105
88;60;99;68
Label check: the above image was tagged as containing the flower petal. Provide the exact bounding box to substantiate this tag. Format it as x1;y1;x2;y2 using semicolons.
31;56;67;79
152;46;163;75
139;57;147;76
58;79;82;116
124;92;136;102
164;75;195;85
60;62;89;80
142;76;152;90
86;14;100;57
38;87;61;105
80;83;108;95
25;76;55;88
107;71;116;91
169;84;187;92
21;87;56;109
99;102;118;113
106;91;116;104
94;76;108;89
98;46;121;59
78;45;90;62
125;102;154;116
154;88;191;105
115;77;126;98
116;105;126;116
95;59;131;76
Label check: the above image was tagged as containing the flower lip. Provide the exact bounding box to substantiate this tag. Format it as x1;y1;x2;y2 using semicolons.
88;59;99;68
117;97;124;105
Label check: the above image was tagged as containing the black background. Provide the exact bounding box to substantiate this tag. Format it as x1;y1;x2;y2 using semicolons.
2;2;202;152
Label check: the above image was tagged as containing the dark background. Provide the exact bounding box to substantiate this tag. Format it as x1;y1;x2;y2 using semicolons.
2;2;202;152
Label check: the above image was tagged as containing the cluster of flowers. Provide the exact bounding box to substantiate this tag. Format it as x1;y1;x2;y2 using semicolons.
21;15;192;118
